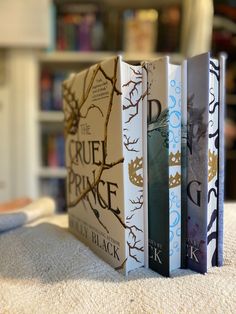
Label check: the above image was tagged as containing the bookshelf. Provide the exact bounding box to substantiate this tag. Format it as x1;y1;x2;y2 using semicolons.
34;0;185;211
30;0;236;208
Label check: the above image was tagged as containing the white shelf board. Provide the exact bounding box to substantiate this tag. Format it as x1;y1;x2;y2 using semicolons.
38;111;64;122
38;51;115;64
123;52;183;63
38;167;67;178
38;51;183;64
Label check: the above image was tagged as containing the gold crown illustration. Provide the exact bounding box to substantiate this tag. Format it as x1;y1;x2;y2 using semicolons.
169;151;181;166
169;172;181;188
128;157;143;187
208;150;217;182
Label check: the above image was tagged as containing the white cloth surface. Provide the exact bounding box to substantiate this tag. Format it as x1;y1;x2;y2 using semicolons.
0;203;235;314
0;197;56;232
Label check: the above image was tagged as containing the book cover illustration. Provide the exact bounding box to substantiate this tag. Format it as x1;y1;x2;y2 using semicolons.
186;53;222;273
63;56;145;274
147;58;181;277
168;64;181;272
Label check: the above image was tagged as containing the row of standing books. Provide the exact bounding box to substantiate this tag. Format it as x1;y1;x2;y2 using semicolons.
53;1;181;53
56;12;104;52
41;133;65;168
62;52;225;277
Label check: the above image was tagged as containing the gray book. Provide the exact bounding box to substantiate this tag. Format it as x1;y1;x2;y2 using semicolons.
186;52;224;273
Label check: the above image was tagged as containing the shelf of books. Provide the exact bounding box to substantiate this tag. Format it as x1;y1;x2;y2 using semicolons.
38;51;115;64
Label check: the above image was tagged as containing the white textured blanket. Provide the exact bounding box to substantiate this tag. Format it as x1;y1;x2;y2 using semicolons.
0;204;235;313
0;197;56;232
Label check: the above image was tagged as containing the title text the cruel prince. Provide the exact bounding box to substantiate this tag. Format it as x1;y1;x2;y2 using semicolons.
68;139;120;213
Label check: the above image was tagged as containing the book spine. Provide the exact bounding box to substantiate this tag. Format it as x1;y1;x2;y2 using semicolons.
47;1;56;52
64;57;146;275
181;60;188;268
142;62;149;268
41;72;52;111
121;63;144;274
207;59;219;268
187;53;210;274
217;54;226;266
168;64;181;272
52;73;65;110
147;58;170;277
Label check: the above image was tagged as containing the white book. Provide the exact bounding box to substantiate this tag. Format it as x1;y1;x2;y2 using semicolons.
63;56;146;275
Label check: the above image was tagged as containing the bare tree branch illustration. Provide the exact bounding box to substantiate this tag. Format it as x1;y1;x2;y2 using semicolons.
123;134;139;152
115;258;127;271
126;213;135;221
122;66;148;124
123;95;142;124
130;67;142;77
63;60;122;135
122;80;142;98
127;240;144;263
130;193;143;212
66;57;124;209
80;104;104;119
86;194;109;233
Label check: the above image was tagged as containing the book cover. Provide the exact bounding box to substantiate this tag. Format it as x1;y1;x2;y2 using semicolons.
142;62;149;268
123;9;158;54
146;57;181;277
63;56;145;274
40;71;52;111
186;52;224;273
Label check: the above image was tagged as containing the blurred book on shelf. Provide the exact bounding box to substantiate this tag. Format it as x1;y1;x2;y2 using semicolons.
52;1;183;54
157;4;181;53
41;132;65;168
40;71;68;111
123;9;158;54
55;2;104;51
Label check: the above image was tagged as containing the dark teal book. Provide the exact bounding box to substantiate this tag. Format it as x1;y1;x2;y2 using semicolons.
146;57;182;277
